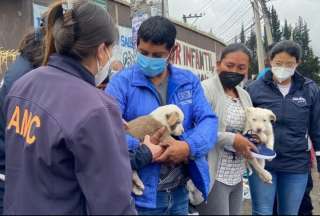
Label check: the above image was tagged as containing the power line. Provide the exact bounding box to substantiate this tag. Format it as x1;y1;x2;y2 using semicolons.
217;5;252;37
193;0;212;14
214;0;250;31
191;0;218;25
223;11;253;39
226;21;255;43
225;15;264;44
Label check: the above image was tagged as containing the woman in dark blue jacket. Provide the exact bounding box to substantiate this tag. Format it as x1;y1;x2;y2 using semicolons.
247;40;320;215
3;1;135;215
0;27;44;214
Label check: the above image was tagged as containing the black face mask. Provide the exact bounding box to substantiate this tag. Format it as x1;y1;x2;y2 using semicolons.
219;71;245;89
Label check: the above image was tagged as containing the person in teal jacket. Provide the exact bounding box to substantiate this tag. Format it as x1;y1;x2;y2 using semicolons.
106;16;218;215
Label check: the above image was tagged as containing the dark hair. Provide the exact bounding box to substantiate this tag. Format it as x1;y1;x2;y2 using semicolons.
220;43;252;62
43;0;118;65
270;40;301;62
137;16;177;50
18;28;44;68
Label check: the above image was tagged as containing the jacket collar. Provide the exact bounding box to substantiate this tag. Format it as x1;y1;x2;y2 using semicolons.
263;68;306;92
131;64;191;104
48;54;95;86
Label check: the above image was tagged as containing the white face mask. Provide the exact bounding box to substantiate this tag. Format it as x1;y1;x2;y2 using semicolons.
272;66;296;83
95;48;112;86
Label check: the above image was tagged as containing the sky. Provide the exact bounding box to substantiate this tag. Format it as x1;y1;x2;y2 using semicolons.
168;0;320;56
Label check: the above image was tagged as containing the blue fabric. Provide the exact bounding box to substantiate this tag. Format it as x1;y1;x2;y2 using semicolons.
249;170;308;215
0;56;33;214
136;186;189;215
0;56;33;172
247;71;320;173
256;67;270;80
106;64;218;208
4;54;136;214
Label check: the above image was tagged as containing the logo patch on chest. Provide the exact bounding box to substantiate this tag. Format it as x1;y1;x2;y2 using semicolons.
292;96;307;106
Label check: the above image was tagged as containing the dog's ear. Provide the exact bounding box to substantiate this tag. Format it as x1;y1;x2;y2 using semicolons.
166;111;179;126
245;107;254;116
266;110;276;123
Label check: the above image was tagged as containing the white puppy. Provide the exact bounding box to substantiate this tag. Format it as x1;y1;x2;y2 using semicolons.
244;107;276;184
126;105;185;195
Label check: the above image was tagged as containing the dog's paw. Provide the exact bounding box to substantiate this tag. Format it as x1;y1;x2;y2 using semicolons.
132;185;144;196
259;170;273;184
132;171;145;195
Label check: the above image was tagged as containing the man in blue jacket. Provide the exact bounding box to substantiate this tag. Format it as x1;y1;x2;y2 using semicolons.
106;16;218;215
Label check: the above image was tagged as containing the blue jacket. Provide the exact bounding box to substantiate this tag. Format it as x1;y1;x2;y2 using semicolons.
247;71;320;173
3;54;136;215
257;67;270;80
106;64;218;208
0;56;33;175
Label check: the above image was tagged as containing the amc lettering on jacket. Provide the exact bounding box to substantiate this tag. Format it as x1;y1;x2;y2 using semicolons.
7;106;41;145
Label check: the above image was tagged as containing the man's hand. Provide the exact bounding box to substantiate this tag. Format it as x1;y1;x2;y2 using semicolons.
155;139;190;164
234;134;257;159
143;135;165;161
142;127;167;161
150;127;166;145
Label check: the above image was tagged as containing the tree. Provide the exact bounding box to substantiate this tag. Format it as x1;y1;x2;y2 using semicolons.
297;49;320;84
293;17;310;60
292;17;320;84
246;30;259;78
270;6;282;42
263;25;268;52
282;19;292;40
240;24;246;43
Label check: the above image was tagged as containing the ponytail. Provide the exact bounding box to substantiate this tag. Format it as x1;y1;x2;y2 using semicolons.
43;0;118;65
43;1;64;65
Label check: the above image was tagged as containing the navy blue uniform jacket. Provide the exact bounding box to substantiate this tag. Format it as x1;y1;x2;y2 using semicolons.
3;54;136;215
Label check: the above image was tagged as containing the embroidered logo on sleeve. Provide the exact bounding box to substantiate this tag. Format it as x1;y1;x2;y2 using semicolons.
177;90;192;105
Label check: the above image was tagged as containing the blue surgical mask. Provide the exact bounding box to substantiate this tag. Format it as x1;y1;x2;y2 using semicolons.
136;52;168;77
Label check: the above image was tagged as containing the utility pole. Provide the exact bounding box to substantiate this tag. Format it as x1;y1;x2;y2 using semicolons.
162;0;169;17
258;0;273;46
252;0;265;71
182;13;204;24
130;0;166;48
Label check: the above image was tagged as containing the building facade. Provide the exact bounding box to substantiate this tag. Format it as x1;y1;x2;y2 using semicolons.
0;0;225;80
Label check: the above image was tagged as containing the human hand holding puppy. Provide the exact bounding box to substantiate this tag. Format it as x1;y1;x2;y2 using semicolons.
155;139;190;164
143;127;167;161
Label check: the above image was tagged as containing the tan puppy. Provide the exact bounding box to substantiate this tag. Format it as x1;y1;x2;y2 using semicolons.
245;107;276;184
126;105;185;195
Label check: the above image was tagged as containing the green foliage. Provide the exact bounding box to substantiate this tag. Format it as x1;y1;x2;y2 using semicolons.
239;7;320;84
292;17;320;84
240;24;246;43
282;19;292;40
245;30;259;77
270;6;282;42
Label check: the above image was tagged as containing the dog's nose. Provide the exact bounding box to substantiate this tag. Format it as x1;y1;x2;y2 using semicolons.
256;128;262;133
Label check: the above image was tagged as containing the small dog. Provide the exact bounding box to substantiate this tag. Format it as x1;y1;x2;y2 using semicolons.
244;107;276;184
126;104;185;195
